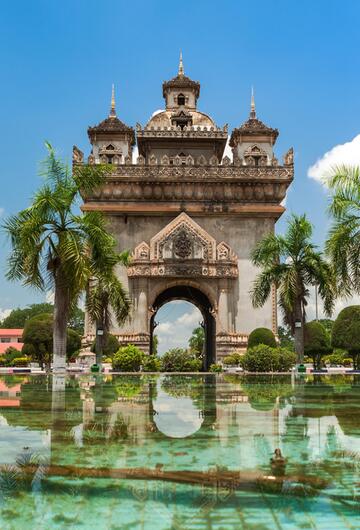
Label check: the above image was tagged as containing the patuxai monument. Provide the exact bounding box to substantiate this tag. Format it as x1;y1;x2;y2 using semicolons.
74;55;293;369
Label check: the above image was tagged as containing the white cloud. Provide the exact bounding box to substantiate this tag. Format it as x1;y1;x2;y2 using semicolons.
45;291;55;304
177;309;201;326
0;308;11;322
155;305;202;354
132;145;139;163
222;136;233;162
301;287;360;322
151;109;163;118
308;134;360;184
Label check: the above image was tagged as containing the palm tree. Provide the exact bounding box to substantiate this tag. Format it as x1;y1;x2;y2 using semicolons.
325;165;360;295
251;214;335;364
188;326;205;357
3;143;114;371
86;258;131;366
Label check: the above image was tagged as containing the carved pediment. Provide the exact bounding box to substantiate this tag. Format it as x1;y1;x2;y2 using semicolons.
130;213;238;278
133;241;150;260
150;212;216;261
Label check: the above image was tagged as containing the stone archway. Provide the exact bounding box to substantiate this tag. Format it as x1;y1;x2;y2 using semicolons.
149;285;216;370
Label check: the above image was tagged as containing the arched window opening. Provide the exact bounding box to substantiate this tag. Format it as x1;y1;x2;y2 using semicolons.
177;93;186;106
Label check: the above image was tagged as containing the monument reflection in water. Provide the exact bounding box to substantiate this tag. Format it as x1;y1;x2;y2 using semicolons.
0;374;359;529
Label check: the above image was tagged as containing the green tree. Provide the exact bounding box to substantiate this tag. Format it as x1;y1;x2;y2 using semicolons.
304;321;331;370
188;326;205;356
112;344;144;372
68;307;85;335
247;327;276;349
86;263;130;366
22;313;82;368
331;306;360;369
277;325;294;350
325;166;360;294
3;143;113;370
251;214;335;365
0;303;53;328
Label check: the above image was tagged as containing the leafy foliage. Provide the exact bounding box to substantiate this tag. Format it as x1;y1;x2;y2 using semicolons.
142;355;161;372
160;348;202;372
248;327;276;349
304;321;332;370
240;345;295;372
251;214;335;363
223;352;242;366
91;334;120;358
277;325;294;350
240;375;294;411
22;313;81;368
2;143;114;364
325;165;360;295
0;303;54;328
188;326;205;356
112;344;144;372
209;363;223;373
331;306;360;368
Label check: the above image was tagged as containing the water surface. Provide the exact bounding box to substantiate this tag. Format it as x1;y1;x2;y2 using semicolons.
0;374;359;529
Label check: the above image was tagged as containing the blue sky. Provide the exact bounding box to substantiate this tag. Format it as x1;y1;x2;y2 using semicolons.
0;0;359;348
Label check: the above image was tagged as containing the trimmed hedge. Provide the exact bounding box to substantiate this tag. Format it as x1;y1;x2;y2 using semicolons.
142;355;161;372
304;321;331;370
247;328;276;349
223;352;242;366
332;306;360;369
240;345;295;372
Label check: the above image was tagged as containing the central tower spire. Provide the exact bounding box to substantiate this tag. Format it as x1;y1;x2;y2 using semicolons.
178;50;184;76
109;84;116;118
250;86;256;119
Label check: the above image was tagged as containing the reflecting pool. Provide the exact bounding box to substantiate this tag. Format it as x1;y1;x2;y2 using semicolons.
0;374;359;529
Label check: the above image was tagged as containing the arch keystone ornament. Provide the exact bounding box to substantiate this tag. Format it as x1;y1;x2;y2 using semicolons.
80;60;293;366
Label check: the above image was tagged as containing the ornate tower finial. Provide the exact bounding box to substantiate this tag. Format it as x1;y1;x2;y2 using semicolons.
178;50;184;76
250;86;256;119
109;84;116;118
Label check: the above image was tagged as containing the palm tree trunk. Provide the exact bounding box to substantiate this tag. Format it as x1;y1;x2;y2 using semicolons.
294;299;304;365
53;278;69;372
95;318;105;367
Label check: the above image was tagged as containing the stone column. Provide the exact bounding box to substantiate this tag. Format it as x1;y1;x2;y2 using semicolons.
135;279;148;333
218;286;229;333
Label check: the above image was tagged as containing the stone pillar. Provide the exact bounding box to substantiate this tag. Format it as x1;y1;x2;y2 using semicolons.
137;280;148;333
218;287;229;333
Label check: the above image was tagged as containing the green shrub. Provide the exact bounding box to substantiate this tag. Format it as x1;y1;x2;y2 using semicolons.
241;345;295;372
325;350;347;366
278;348;297;371
223;352;242;366
247;328;276;349
343;358;353;367
332;306;360;369
161;348;202;372
103;357;113;363
142;355;161;372
209;363;223;373
91;334;120;358
304;321;331;370
10;357;29;367
112;344;144;372
2;347;26;367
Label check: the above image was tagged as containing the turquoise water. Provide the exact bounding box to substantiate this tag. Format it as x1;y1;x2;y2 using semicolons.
0;373;359;529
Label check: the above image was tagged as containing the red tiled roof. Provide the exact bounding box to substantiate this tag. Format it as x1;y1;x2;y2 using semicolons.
0;342;23;354
0;329;23;336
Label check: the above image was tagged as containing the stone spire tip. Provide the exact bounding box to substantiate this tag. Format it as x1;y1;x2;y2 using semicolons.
109;84;116;118
250;86;256;119
178;50;184;76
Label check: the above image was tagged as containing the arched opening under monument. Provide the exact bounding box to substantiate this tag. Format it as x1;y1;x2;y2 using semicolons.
150;286;216;370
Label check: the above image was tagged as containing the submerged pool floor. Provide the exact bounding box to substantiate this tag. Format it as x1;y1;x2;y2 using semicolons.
0;373;359;529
